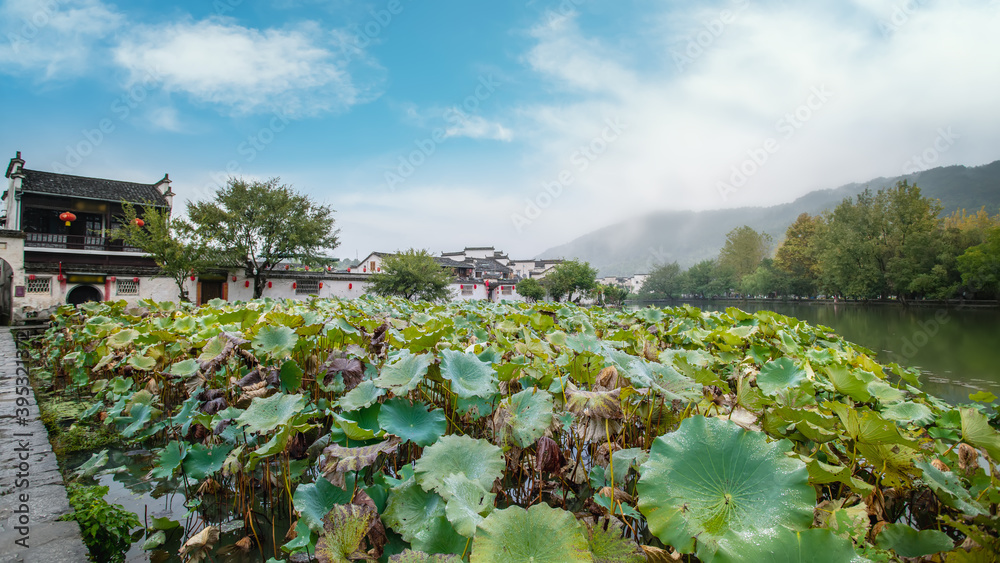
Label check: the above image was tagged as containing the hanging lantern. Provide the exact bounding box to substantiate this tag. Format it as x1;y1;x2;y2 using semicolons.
292;282;297;289
232;276;237;282
132;277;139;283
245;280;250;287
377;267;381;272
349;283;353;290
460;285;464;289
108;276;116;282
474;284;478;289
318;282;323;289
305;266;310;271
363;267;367;272
28;274;36;281
347;268;351;273
132;218;145;227
190;275;196;281
268;281;272;288
59;211;77;226
285;265;290;270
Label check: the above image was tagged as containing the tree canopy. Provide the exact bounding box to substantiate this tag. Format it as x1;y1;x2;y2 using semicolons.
515;278;545;302
368;249;453;302
640;262;683;299
957;226;1000;298
718;226;773;280
542;260;597;302
112;202;208;302
186;178;339;299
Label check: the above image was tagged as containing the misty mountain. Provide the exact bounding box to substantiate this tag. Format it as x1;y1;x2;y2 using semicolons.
539;160;1000;277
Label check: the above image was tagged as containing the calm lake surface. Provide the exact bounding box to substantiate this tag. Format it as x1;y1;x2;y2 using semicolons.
662;301;1000;405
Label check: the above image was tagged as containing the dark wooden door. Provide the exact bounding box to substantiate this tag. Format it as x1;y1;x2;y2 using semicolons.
199;281;224;305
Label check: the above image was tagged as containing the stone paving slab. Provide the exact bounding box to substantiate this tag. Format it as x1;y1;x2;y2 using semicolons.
0;328;89;562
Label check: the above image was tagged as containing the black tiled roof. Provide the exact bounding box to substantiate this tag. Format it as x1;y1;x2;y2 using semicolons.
434;257;473;269
21;169;169;206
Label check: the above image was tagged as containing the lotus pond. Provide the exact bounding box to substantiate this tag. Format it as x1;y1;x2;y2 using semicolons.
25;296;1000;562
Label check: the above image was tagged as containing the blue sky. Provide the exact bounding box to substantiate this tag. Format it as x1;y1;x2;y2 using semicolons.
3;0;1000;261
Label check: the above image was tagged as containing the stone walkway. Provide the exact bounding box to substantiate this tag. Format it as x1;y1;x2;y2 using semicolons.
0;327;89;563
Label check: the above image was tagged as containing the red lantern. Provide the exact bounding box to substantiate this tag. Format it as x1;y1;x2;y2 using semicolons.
305;266;309;271
132;277;139;283
245;281;250;287
319;282;323;289
474;285;478;289
347;268;351;273
268;281;272;288
59;211;76;226
132;218;145;227
377;267;381;272
363;267;367;272
28;274;36;281
285;265;289;270
190;275;196;281
232;276;237;282
292;282;297;289
460;285;464;289
108;276;116;282
349;283;353;290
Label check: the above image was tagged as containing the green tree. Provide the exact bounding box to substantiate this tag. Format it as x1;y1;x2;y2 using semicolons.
718;226;773;280
515;278;545;302
640;262;683;299
681;259;727;298
774;213;823;296
817;181;944;300
542;260;598;302
601;284;631;307
369;249;453;302
112;202;208;302
739;259;788;297
187;178;340;299
957;226;1000;298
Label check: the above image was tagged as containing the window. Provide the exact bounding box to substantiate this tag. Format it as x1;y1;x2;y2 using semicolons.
370;260;376;271
461;287;473;296
296;279;319;295
26;277;51;294
116;279;139;295
501;286;512;295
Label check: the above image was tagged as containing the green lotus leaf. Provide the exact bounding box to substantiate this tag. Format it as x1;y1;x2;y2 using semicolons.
252;325;299;358
183;443;233;481
72;449;108;479
149;440;188;479
236;393;307;434
829;403;917;448
414;435;504;495
876;523;954;557
585;519;644;563
107;328;139;348
168;358;200;377
915;459;987;516
499;388;554;448
805;459;874;496
823;365;874;402
293;476;354;533
756;358;807;396
142;530;167;551
440;473;495;537
881;401;935;426
378;398;447;447
383;477;466;555
336;380;385;411
866;380;906;404
637;416;814;561
389;550;463;562
713;528;863;563
439;349;498;398
322;436;401;476
334;403;385;441
315;504;380;563
606;448;649;485
856;443;918;487
623;359;702;402
375;350;432;395
960;407;1000;462
471;504;591;563
121;402;155;437
127;354;157;371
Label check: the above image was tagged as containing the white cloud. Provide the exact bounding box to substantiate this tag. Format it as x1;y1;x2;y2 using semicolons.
0;0;121;78
444;112;513;141
114;17;378;116
508;1;1000;250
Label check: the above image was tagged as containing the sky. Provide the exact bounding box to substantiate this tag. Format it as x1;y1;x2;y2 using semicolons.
3;0;1000;261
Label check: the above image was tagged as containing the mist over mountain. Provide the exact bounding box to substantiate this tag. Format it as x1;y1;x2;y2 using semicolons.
539;160;1000;277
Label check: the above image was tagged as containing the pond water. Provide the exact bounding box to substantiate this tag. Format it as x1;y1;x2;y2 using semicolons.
657;301;1000;405
66;448;294;563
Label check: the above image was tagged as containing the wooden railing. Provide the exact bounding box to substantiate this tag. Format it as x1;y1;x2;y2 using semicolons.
24;233;142;253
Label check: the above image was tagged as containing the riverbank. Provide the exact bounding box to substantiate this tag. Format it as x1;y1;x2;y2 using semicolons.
0;327;88;563
627;297;999;309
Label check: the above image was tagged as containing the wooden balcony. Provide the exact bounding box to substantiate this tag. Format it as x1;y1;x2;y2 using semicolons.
24;233;143;253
